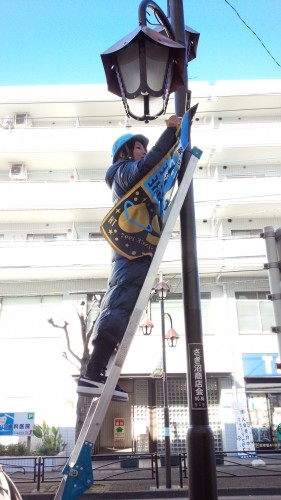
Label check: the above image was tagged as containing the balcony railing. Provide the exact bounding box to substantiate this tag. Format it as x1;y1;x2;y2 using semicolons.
0;236;266;281
0;176;280;217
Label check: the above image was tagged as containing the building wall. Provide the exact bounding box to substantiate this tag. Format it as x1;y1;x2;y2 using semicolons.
0;81;281;454
0;280;277;453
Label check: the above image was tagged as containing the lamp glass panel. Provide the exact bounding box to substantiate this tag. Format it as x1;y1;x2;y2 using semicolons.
127;95;164;118
127;96;145;116
145;40;169;92
147;95;165;116
117;42;140;94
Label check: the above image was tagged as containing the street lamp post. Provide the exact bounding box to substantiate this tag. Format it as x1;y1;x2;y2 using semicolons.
160;293;172;488
140;276;179;489
155;278;172;488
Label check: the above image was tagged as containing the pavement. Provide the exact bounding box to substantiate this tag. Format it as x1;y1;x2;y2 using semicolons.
6;454;281;499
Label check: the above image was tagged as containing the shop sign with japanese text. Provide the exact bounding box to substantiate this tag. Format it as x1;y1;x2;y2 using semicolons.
0;412;35;436
114;418;125;441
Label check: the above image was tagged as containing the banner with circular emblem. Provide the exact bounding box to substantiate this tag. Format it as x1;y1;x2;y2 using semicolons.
101;108;193;260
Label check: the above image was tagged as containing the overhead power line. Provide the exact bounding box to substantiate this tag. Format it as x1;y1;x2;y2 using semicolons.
224;0;281;70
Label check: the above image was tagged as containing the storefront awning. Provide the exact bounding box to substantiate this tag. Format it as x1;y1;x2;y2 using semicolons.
245;377;281;393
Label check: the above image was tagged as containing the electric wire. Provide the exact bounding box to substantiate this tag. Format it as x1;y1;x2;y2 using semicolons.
1;101;281;121
224;0;281;70
0;189;280;213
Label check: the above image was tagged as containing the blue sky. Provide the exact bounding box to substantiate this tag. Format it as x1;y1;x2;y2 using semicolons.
0;0;280;86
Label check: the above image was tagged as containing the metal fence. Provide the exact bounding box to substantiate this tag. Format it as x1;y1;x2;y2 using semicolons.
1;450;281;492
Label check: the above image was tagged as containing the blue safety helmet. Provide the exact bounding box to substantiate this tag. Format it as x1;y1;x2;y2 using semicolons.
112;133;149;162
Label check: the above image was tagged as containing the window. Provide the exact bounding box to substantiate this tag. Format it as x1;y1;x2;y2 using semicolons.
27;233;67;241
201;292;213;335
151;292;213;335
231;229;262;238
235;291;274;334
89;232;102;240
0;295;63;337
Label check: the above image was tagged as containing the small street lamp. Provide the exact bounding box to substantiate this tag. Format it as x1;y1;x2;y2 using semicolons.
164;312;179;348
139;303;154;336
154;276;170;300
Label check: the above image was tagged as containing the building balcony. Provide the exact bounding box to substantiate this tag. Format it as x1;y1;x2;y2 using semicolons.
0;173;280;223
0;121;280;150
194;176;281;219
0;120;280;173
162;236;266;278
0;235;267;282
0;180;111;223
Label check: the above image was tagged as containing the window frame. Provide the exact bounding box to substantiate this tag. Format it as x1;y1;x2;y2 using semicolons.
235;291;274;335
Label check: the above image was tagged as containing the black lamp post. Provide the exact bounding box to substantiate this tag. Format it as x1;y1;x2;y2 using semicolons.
168;2;218;499
101;1;218;498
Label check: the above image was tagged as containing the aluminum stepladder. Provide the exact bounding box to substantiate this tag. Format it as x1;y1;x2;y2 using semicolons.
54;146;202;500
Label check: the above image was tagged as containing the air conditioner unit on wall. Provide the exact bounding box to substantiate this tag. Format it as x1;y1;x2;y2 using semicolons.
14;113;29;128
9;163;27;180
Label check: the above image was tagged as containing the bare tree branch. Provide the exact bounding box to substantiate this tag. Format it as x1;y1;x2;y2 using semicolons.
62;352;80;371
47;295;103;440
47;318;81;365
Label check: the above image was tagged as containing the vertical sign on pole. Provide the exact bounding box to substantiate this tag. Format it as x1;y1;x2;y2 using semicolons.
188;343;208;409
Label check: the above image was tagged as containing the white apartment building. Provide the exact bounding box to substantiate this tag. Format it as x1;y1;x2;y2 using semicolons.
0;80;281;456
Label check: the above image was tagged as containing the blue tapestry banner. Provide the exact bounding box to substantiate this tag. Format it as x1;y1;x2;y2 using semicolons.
101;108;194;260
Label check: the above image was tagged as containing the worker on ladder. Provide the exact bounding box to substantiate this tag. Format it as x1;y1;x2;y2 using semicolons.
77;115;182;401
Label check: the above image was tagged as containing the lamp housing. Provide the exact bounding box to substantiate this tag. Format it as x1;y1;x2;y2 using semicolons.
165;327;180;348
139;317;154;335
153;24;200;62
154;279;170;300
101;26;186;122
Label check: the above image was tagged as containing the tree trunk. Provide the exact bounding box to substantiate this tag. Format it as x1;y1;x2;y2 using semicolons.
75;395;91;441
